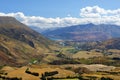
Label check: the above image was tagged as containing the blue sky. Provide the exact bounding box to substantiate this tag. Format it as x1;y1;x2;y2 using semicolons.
0;0;120;28
0;0;120;17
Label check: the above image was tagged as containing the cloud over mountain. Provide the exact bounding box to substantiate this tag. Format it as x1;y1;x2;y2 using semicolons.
80;6;120;25
0;6;120;28
80;6;120;18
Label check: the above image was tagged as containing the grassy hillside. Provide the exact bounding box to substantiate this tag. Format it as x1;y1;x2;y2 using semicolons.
0;16;55;66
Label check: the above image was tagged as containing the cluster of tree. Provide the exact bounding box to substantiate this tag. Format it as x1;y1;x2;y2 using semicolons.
44;71;58;76
25;68;39;76
88;57;120;66
112;57;120;60
40;71;58;80
49;59;80;65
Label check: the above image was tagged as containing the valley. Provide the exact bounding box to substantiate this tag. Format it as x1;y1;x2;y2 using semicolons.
0;17;120;80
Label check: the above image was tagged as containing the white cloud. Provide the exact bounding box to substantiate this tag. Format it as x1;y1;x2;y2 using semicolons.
0;6;120;29
0;12;82;29
80;6;106;18
80;6;120;25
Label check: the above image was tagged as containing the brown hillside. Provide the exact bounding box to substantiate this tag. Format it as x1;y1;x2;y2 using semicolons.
0;16;54;66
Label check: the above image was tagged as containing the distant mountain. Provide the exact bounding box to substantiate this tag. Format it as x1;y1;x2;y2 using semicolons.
29;26;46;33
43;23;120;41
0;16;54;66
29;26;61;33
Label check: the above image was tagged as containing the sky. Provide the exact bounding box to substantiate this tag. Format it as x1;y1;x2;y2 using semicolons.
0;0;120;29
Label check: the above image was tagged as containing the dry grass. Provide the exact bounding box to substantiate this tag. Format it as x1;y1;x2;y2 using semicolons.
0;64;120;80
72;51;103;59
1;65;75;80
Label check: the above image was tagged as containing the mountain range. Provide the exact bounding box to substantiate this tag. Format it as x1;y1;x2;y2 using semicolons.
42;23;120;41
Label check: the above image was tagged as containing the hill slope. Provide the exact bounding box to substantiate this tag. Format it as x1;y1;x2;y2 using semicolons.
43;23;120;41
0;16;53;66
97;38;120;50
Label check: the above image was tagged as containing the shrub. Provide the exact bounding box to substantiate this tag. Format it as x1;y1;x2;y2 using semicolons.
25;68;39;76
73;67;91;74
40;73;46;80
44;71;58;76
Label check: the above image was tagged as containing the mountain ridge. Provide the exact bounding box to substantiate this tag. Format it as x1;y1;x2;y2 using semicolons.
42;23;120;41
